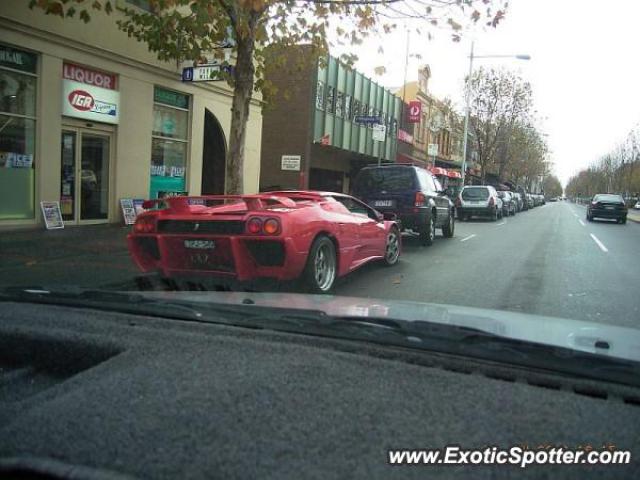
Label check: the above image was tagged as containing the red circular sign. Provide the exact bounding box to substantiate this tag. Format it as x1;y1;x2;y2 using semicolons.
68;90;94;111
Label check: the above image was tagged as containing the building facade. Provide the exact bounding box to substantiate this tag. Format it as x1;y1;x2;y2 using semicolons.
260;46;401;194
0;0;262;229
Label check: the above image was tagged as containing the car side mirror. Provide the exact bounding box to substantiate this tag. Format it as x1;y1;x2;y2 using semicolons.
382;212;397;221
375;211;384;222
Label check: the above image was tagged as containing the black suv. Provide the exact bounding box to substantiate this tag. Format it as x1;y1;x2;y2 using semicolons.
352;164;455;246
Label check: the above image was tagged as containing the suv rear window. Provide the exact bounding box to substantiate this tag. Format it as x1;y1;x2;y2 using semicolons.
594;194;623;203
462;187;490;200
353;168;416;194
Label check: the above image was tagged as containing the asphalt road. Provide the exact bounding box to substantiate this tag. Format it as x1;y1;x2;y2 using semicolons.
335;201;640;328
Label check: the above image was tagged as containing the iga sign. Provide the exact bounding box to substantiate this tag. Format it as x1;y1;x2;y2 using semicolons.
408;101;421;123
62;80;119;124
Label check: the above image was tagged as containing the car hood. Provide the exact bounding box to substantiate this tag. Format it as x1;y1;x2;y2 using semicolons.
137;291;640;363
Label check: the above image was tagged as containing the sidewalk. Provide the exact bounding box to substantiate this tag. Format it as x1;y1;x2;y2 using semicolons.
628;210;640;223
0;224;138;289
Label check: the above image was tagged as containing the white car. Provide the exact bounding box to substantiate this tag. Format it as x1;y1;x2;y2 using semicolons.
634;201;640;210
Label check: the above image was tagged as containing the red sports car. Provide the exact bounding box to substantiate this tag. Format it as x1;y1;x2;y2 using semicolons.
127;191;401;293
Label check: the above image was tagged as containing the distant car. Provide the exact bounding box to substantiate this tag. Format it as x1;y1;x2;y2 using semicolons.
516;187;529;211
456;186;502;221
511;192;523;212
634;200;640;210
352;164;455;246
128;192;402;294
586;194;628;224
497;190;516;216
526;194;535;209
549;197;558;202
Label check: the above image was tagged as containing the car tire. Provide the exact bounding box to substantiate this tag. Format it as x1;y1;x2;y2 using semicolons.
621;217;627;225
442;211;455;238
492;208;498;222
419;213;436;246
302;236;337;294
383;227;401;266
586;213;592;222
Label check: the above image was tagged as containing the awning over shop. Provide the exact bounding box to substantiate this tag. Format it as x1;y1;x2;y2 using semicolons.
447;170;462;179
396;153;427;168
429;167;448;176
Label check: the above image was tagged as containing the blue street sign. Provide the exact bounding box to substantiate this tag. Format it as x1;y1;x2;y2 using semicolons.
354;115;382;125
182;64;234;82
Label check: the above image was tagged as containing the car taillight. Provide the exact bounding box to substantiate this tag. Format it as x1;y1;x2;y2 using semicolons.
247;218;262;234
415;192;426;207
133;216;155;233
455;197;462;207
263;218;281;235
488;197;495;206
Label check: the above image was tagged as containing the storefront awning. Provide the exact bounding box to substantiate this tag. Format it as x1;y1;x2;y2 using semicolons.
396;153;427;168
447;170;462;179
429;167;448;176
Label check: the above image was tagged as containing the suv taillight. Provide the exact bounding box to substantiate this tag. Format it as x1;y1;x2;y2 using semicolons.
488;197;495;207
415;192;426;207
455;197;462;207
134;216;156;233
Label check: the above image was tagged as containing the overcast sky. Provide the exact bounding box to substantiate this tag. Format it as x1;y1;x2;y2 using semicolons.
346;0;640;186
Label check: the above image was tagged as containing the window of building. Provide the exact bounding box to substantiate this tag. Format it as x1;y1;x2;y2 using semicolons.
0;44;37;220
335;91;344;117
344;95;352;119
150;87;190;198
326;86;335;114
315;81;325;110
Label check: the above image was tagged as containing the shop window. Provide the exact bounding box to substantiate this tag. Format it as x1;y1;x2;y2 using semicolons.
344;95;352;119
352;100;360;120
150;87;190;198
315;80;325;110
335;91;344;118
326;86;335;114
0;44;37;220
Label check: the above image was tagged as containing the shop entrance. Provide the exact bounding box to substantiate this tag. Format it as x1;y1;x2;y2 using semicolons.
60;125;113;223
201;109;227;194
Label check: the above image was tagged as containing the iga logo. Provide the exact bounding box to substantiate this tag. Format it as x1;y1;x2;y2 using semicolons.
68;90;94;111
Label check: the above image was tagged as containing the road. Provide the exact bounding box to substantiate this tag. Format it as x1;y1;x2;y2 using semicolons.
335;201;640;328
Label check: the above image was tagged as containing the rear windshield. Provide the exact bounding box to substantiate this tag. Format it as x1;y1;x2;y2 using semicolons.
353;168;415;194
594;194;623;203
462;187;490;200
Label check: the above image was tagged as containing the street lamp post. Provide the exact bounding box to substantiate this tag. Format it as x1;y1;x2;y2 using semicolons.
460;43;531;185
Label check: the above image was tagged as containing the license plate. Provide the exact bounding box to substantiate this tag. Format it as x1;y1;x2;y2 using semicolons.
605;206;614;210
374;200;393;207
184;239;215;249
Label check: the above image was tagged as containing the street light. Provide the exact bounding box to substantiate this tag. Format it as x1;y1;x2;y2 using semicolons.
460;42;531;185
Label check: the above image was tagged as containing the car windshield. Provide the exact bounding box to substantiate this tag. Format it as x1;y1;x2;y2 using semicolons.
2;1;640;453
353;168;415;193
462;188;490;200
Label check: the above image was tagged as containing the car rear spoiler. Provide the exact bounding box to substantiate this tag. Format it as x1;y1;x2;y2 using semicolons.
141;194;302;213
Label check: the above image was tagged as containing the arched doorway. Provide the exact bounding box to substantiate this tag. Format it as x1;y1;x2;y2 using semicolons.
201;109;227;194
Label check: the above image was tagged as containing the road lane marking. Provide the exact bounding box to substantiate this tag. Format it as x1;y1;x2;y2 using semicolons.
590;234;608;252
460;234;476;242
495;221;506;226
573;213;579;218
578;219;585;226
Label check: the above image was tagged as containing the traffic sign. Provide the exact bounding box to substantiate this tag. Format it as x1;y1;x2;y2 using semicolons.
354;115;382;125
182;64;234;82
372;124;386;142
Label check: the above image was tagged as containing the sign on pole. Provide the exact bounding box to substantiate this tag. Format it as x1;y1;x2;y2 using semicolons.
40;201;64;230
354;115;382;125
372;124;386;142
408;101;421;123
182;64;234;82
281;155;301;171
120;198;137;225
428;143;438;157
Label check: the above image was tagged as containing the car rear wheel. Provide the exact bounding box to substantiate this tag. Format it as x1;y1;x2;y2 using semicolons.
586;213;592;222
492;208;498;222
383;227;401;266
621;217;627;224
442;211;455;238
303;236;337;293
420;213;436;246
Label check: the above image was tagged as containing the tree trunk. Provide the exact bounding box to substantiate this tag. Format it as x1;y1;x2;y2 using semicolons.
225;34;256;194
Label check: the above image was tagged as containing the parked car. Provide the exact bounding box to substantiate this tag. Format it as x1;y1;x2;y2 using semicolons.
351;164;455;246
586;194;628;224
515;186;529;211
128;192;402;294
634;200;640;210
512;192;523;212
497;190;516;216
456;185;502;221
526;194;535;209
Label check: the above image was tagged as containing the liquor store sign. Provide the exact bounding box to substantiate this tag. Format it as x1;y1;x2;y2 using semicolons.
62;62;119;124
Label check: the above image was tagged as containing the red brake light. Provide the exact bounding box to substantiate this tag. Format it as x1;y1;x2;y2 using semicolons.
247;218;262;234
455;197;462;207
263;218;281;235
415;192;426;207
134;216;155;233
488;197;495;206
